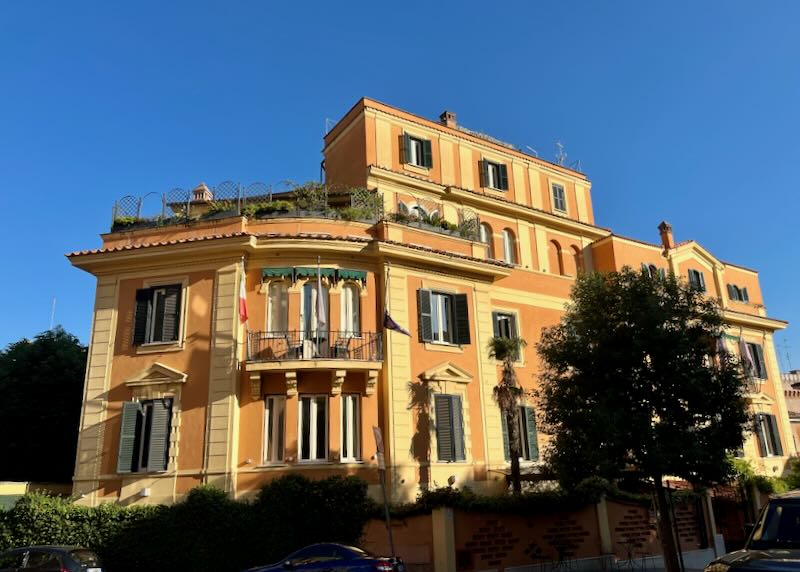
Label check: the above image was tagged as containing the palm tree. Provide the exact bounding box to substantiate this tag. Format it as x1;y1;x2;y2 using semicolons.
489;335;527;495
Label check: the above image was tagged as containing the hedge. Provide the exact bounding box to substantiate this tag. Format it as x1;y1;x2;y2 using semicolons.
0;475;373;572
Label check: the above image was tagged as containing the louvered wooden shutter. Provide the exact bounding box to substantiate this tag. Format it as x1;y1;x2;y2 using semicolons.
417;289;433;342
742;288;749;302
117;401;142;473
501;415;510;461
509;314;518;338
767;415;783;456
133;289;151;345
727;284;735;299
146;399;173;472
754;345;767;379
453;294;470;345
423;140;433;168
698;272;706;292
499;165;509;190
658;268;666;279
524;406;539;461
435;395;454;462
479;160;489;188
161;286;182;342
402;133;412;164
755;415;768;457
641;263;649;274
452;395;465;461
492;312;500;338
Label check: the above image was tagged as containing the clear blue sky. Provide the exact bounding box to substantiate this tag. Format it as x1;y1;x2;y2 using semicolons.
1;1;799;370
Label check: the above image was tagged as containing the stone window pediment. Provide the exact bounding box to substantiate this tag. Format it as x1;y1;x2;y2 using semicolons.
125;362;187;389
421;361;473;384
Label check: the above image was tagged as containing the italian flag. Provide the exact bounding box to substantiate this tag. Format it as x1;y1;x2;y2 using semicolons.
239;260;249;324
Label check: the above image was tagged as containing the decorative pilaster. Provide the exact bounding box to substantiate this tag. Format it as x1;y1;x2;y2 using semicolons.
366;371;378;396
249;373;262;401
285;371;297;396
331;370;346;396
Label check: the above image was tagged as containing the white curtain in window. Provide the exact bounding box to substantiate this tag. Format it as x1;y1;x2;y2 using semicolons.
502;229;516;264
480;224;494;258
340;284;360;336
301;282;329;337
267;282;288;332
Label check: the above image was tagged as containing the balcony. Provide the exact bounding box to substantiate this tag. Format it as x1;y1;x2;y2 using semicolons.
246;331;383;398
247;330;382;362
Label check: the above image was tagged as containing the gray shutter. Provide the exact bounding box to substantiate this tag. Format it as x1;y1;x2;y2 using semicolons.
161;286;182;342
755;415;768;457
435;395;453;462
742;288;750;302
423;139;433;168
146;399;173;472
509;314;518;338
479;160;489;188
117;401;142;473
754;345;767;379
499;165;509;190
501;415;510;461
492;311;500;338
698;272;706;292
641;263;649;274
658;268;666;279
452;395;465;461
417;289;433;342
133;289;151;345
402;133;412;164
767;415;783;456
453;294;471;345
727;284;736;299
524;406;539;461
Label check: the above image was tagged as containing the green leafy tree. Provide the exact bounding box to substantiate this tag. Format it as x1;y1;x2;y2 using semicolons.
0;327;87;482
536;269;750;572
489;335;527;495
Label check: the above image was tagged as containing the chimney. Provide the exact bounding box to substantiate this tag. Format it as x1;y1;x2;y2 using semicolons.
192;182;212;202
658;221;674;250
439;110;457;129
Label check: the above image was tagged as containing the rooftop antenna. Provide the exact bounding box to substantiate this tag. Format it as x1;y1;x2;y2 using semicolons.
525;145;539;157
555;141;567;166
49;297;56;330
781;336;793;371
324;118;336;135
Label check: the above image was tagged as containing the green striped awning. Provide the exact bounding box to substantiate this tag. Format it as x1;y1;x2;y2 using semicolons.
294;267;336;279
261;267;292;279
338;269;367;282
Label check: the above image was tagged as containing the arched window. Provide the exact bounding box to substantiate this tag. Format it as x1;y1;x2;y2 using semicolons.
340;283;361;337
548;240;564;275
267;281;288;332
480;223;495;259
301;281;329;338
502;229;517;264
571;245;583;275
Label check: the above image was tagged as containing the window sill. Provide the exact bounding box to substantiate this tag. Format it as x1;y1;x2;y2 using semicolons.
136;342;184;355
424;342;464;354
483;186;508;193
403;162;432;175
432;460;471;465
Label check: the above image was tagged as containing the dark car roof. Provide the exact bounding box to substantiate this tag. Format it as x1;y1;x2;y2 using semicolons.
2;546;89;553
772;489;800;500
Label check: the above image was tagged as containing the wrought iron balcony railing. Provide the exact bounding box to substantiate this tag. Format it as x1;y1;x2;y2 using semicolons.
247;330;383;362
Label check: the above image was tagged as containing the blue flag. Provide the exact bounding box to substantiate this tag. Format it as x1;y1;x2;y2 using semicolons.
383;310;411;337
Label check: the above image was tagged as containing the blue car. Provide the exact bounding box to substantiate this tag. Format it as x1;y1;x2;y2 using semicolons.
243;543;404;572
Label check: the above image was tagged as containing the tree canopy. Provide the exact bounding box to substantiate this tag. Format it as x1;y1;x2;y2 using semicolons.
0;327;87;482
537;268;750;488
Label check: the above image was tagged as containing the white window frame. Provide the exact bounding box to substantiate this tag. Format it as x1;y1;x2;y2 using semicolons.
298;394;328;462
300;281;329;338
757;413;780;457
552;183;567;213
340;393;361;462
340;283;361;337
431;291;455;344
266;281;289;334
138;277;188;350
263;395;286;464
501;229;516;264
408;136;424;167
495;312;516;339
486;161;500;189
479;223;494;258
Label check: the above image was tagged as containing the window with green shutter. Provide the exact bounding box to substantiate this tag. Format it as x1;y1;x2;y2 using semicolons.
501;405;539;462
132;284;183;345
746;342;768;379
403;133;433;168
688;269;706;292
435;394;465;462
755;413;783;457
116;398;173;474
480;160;508;191
418;289;470;345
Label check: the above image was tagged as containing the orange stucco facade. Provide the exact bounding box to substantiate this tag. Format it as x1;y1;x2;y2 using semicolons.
68;97;792;506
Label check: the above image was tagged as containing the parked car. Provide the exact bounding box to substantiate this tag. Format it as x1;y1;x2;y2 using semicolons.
0;546;102;572
704;490;800;572
242;543;405;572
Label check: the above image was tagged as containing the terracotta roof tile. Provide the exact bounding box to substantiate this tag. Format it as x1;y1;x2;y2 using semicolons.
66;232;251;257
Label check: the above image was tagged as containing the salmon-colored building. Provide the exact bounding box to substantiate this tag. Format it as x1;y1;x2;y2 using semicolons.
68;98;793;506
